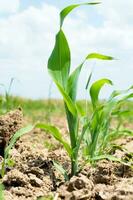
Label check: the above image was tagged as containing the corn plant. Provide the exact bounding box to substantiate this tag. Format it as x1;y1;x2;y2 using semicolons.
82;80;133;164
36;2;116;178
0;125;34;177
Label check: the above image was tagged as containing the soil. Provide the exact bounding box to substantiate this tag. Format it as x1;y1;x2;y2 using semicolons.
0;110;133;200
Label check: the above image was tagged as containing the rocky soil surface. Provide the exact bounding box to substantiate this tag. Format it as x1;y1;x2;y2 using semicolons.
0;110;132;200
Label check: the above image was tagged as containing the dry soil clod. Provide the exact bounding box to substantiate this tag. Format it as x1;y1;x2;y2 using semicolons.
0;108;23;157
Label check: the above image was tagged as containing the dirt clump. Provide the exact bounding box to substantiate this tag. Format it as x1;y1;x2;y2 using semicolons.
57;174;94;200
3;146;54;200
3;169;29;187
57;159;133;200
94;177;133;200
0;108;23;157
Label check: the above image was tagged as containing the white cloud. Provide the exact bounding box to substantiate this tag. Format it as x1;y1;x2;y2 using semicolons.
97;0;133;27
0;1;133;99
0;0;20;14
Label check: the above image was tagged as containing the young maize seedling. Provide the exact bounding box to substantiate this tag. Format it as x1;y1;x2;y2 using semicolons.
83;80;133;164
37;2;115;178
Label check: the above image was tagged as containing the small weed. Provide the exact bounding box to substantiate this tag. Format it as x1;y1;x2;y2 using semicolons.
0;78;15;114
0;125;34;177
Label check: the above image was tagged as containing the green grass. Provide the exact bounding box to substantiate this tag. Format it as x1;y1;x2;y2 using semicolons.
0;95;132;124
1;96;65;122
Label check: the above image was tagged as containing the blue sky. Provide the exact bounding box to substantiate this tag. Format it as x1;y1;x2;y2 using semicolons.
0;0;133;99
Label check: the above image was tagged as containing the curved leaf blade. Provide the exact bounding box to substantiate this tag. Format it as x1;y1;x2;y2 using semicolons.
85;71;93;90
5;125;34;159
55;81;77;116
86;53;114;60
60;2;100;27
36;123;72;157
90;79;113;108
48;30;70;88
53;161;69;181
89;154;132;167
109;84;133;100
67;63;84;101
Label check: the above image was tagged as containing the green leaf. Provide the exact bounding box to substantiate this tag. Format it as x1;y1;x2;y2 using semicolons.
60;2;100;27
109;90;121;99
67;52;114;102
65;105;78;150
36;123;72;157
67;63;84;101
129;85;133;89
85;71;93;90
90;79;113;108
112;110;133;117
109;85;133;99
119;93;133;102
55;81;77;116
53;161;69;181
114;130;133;138
75;123;89;155
5;125;34;159
6;159;15;168
48;30;70;88
90;154;121;162
86;53;114;60
90;155;132;167
0;184;4;200
76;102;86;116
37;196;53;200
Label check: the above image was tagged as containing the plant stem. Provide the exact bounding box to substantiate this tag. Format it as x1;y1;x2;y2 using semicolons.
65;104;79;176
1;160;5;178
71;158;78;177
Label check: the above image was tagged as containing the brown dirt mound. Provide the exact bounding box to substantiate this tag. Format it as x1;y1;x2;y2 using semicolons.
0;108;23;157
57;160;133;200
